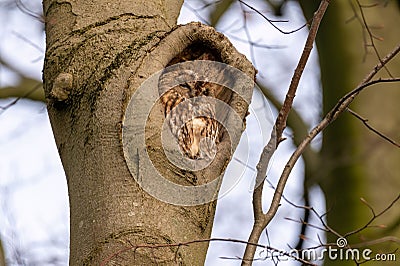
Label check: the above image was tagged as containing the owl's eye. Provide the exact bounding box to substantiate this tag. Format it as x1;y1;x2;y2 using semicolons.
181;83;192;89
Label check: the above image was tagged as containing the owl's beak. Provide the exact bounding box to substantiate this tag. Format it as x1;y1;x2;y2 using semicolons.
189;133;201;159
188;118;206;159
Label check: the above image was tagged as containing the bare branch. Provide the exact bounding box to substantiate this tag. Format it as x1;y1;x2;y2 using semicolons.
244;27;400;264
238;1;257;65
354;0;388;74
242;1;330;264
15;0;44;22
360;44;400;84
182;1;211;25
350;236;400;248
344;194;400;238
260;57;400;254
274;3;330;142
279;192;400;262
0;83;43;114
225;34;285;49
348;0;393;76
237;0;309;34
270;77;400;239
347;108;400;148
12;30;44;54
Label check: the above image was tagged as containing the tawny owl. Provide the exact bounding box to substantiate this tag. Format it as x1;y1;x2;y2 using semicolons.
158;44;231;160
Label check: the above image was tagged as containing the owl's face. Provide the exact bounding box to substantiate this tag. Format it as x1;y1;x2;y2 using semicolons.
178;117;218;160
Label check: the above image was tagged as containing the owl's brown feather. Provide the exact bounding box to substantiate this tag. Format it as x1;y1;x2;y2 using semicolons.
159;44;230;160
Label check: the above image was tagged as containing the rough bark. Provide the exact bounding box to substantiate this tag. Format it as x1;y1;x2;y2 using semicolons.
42;0;255;265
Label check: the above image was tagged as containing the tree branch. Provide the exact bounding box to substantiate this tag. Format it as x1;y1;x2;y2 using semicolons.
242;1;330;265
258;49;400;259
347;108;400;148
237;0;308;34
243;10;400;263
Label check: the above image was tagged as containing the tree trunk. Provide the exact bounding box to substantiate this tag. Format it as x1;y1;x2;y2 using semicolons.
42;0;255;265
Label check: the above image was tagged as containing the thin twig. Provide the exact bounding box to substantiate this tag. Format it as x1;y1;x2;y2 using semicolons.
100;237;314;266
226;33;285;49
350;236;400;248
183;2;211;25
238;1;257;66
347;108;400;148
350;0;393;76
0;83;43;114
360;44;400;84
344;194;400;238
12;30;44;52
237;0;309;34
15;0;43;22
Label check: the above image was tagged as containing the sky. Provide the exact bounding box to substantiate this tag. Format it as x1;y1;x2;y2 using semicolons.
0;1;325;265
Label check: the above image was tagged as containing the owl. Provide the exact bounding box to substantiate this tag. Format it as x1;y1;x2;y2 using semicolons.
158;44;231;160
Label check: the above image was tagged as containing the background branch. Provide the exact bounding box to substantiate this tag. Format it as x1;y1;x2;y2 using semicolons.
242;1;330;264
347;108;400;148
